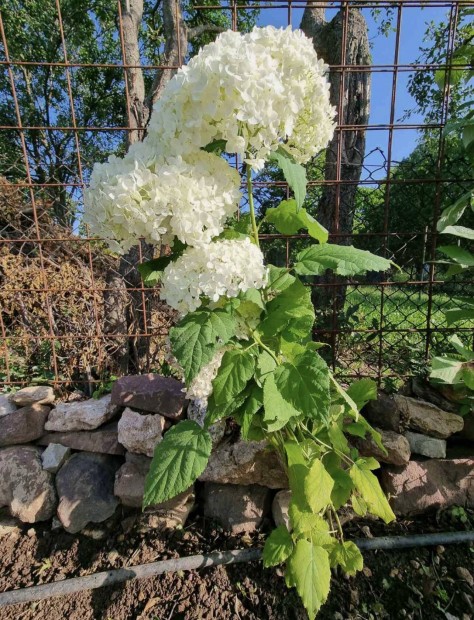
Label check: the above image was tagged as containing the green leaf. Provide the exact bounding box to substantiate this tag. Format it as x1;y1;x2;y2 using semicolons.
202;139;227;154
285;442;310;510
266;266;295;293
449;335;474;361
262;526;294;568
328;423;350;456
286;541;331;620
349;463;395;523
269;146;307;210
236;288;265;321
265;199;328;243
330;469;353;510
329;541;364;576
438;245;474;267
206;387;250;425
441;225;474;240
304;459;334;514
274;350;331;424
170;310;236;384
352;494;368;517
445;307;474;325
211;349;255;405
260;278;315;343
137;243;186;286
295;244;392;277
437;192;471;232
256;350;277;384
143;420;211;507
430;356;464;384
346;378;378;410
234;383;263;438
263;372;301;431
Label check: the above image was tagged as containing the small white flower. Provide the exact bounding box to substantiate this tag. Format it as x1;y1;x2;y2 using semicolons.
160;238;268;315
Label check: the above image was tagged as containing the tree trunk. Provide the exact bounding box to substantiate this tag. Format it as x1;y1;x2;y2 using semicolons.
301;4;371;346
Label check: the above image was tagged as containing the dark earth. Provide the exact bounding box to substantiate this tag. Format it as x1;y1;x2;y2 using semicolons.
0;504;473;620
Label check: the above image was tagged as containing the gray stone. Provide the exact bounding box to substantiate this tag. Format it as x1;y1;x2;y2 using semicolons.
9;385;55;407
187;399;225;446
272;490;291;529
396;395;464;439
45;394;119;432
111;374;186;419
0;404;50;447
0;395;16;417
364;393;406;432
355;428;411;466
56;452;121;533
0;446;57;523
405;431;446;459
199;439;288;489
117;407;165;457
142;490;195;530
381;458;474;516
203;483;271;533
37;422;125;455
114;453;151;507
41;443;71;473
461;412;474;442
411;377;459;413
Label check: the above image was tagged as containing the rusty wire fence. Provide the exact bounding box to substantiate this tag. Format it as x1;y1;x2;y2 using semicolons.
0;0;472;393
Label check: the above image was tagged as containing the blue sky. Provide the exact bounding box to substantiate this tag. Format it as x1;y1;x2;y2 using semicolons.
255;3;448;170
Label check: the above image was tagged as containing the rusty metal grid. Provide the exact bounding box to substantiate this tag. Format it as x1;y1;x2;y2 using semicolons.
0;0;473;392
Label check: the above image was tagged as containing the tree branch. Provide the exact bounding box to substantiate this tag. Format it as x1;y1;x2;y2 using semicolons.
187;23;226;41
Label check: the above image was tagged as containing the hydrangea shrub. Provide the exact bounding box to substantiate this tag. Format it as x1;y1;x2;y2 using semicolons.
85;26;395;620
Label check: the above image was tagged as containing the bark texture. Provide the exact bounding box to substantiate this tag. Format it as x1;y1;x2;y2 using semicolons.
301;3;371;327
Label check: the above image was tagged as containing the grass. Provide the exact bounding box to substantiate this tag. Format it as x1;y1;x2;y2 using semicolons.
335;284;473;384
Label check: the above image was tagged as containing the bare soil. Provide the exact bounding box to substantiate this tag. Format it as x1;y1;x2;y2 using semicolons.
0;507;473;620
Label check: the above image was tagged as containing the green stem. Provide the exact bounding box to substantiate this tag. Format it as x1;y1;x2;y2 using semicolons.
246;162;260;248
331;506;345;541
253;331;279;364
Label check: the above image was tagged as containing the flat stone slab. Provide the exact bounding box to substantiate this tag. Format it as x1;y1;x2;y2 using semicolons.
199;439;288;489
355;428;411;466
411;377;459;413
56;452;120;533
396;395;464;439
117;407;165;457
0;446;57;523
114;453;152;507
203;482;271;534
0;404;50;447
9;386;55;407
272;489;291;530
45;394;119;432
111;374;186;419
37;422;125;456
0;395;16;417
405;431;446;459
381;458;474;515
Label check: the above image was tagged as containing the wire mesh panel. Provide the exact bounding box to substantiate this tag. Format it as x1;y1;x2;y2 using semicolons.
0;0;472;392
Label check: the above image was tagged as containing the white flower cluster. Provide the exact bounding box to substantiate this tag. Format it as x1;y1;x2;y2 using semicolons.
186;348;226;402
147;26;335;169
160;238;268;315
83;148;241;253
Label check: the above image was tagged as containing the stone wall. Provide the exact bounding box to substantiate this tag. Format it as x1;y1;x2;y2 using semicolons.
0;376;472;537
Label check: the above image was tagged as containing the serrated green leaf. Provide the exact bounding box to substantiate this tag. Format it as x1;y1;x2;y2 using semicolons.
349;463;395;523
234;383;264;439
260;278;315;343
256;350;277;383
345;422;368;438
449;334;474;361
356;456;380;471
266;266;295;293
346;379;378;410
352;494;368;516
263;526;294;567
437;192;471;231
212;349;255;405
143;420;211;507
328;422;350;455
430;356;464;384
285;442;310;511
265;199;328;243
445;307;474;325
295;244;392;277
441;225;474;240
274;351;331;424
289;501;332;542
304;459;334;514
438;245;474;267
329;541;364;576
206;386;250;425
330;469;353;510
263;372;301;431
170;310;236;384
286;541;331;620
268;146;307;209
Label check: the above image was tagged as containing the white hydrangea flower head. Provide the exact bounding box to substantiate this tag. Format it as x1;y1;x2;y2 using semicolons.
147;26;336;169
186;348;227;401
160;238;268;315
83;145;241;252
